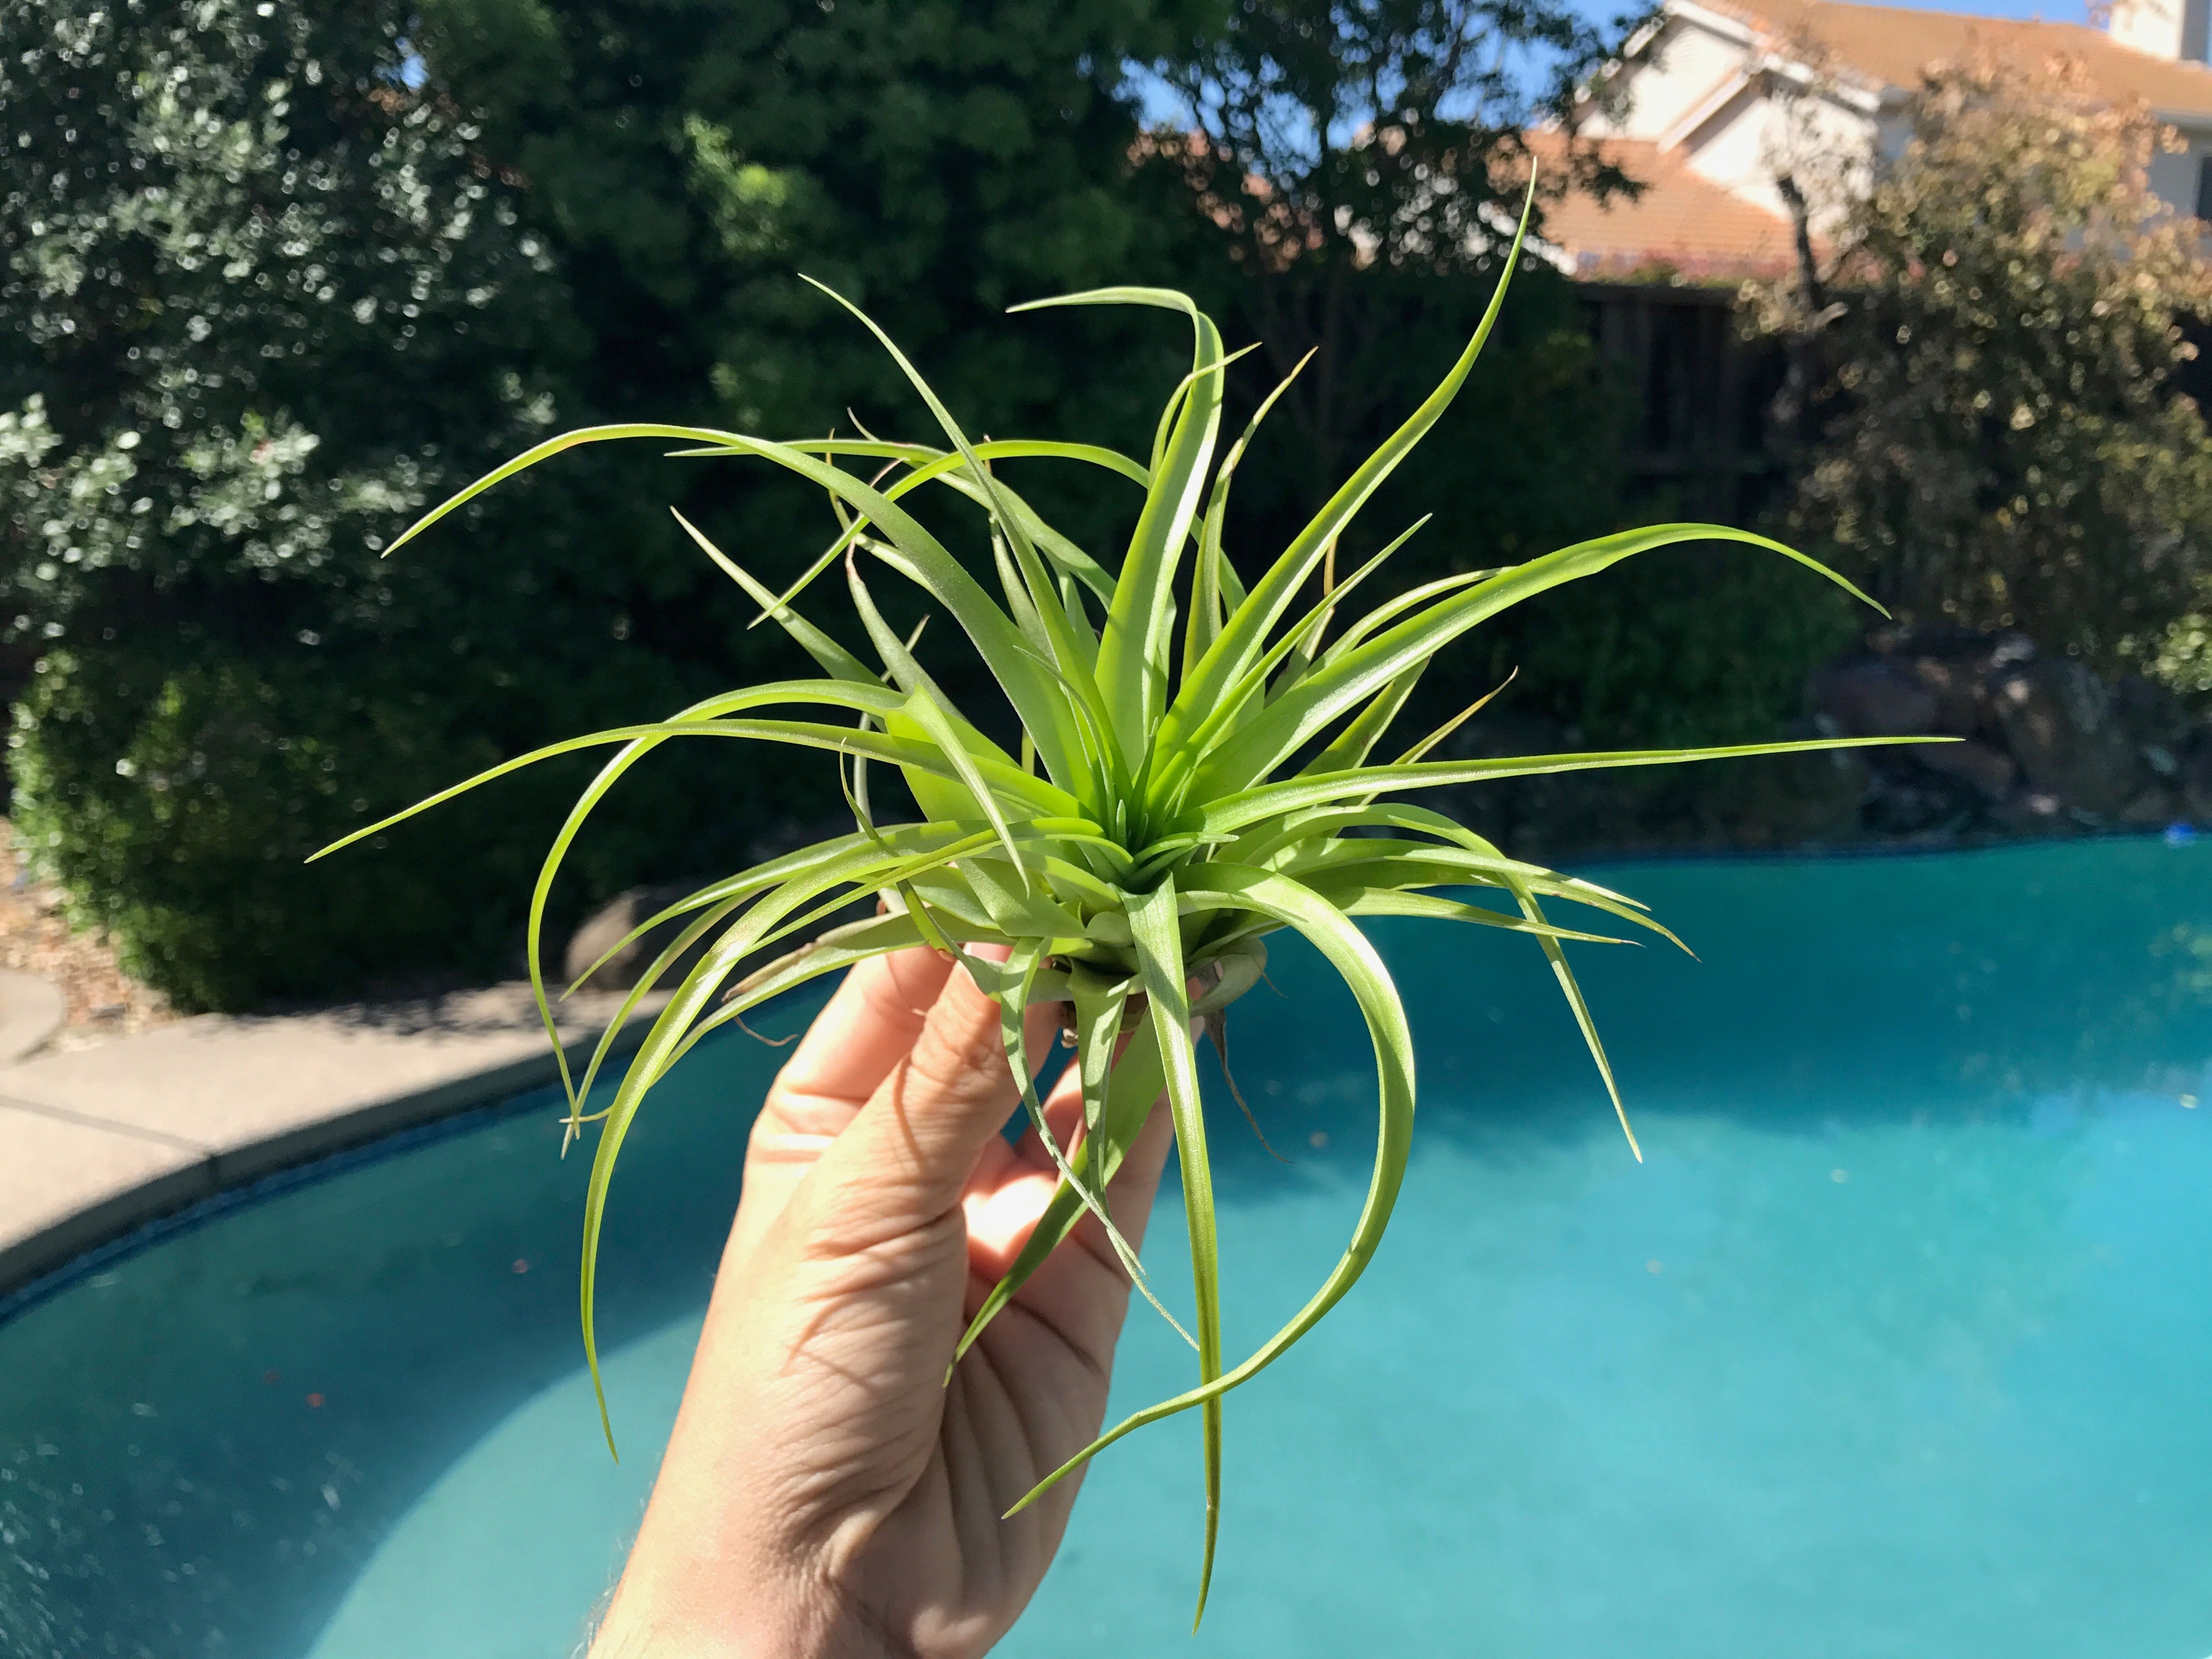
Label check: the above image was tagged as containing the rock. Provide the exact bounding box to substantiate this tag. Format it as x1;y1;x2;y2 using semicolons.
1988;787;2074;836
2112;674;2197;753
1894;627;2031;737
1399;633;2208;854
1870;623;2033;667
2118;787;2181;827
1862;769;1979;836
2181;735;2212;824
1988;657;2141;818
1812;658;1938;737
1914;738;2017;800
1903;654;1992;737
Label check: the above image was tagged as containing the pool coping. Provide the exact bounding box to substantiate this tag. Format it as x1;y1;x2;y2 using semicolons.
0;983;666;1300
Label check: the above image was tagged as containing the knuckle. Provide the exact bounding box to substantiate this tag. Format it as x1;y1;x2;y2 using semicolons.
905;1010;1008;1099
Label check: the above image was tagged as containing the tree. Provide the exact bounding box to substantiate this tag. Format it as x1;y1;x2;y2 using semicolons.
0;0;568;661
414;0;1210;528
1139;0;1640;488
1750;56;2212;679
0;0;756;1008
402;0;1243;768
0;0;1217;1008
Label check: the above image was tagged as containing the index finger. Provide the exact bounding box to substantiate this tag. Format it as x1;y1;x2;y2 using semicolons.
764;944;957;1133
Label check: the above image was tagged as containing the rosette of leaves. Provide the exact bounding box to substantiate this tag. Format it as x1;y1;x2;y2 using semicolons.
319;208;1887;1611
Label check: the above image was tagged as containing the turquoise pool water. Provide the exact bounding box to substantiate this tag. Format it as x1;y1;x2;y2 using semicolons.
3;839;2210;1657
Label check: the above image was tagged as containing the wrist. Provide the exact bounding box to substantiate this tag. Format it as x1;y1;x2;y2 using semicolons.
589;1560;890;1659
589;1601;826;1659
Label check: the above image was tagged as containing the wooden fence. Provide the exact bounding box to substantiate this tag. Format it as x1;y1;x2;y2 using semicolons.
1573;281;1788;526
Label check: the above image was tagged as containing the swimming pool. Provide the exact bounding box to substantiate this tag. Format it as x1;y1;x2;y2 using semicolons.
3;839;2208;1657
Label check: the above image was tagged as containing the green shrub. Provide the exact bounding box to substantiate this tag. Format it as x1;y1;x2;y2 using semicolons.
13;648;507;1008
0;0;842;1008
1211;269;1850;749
11;639;809;1009
1487;541;1861;747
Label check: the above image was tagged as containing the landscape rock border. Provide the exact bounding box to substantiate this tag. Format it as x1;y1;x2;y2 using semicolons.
1811;628;2211;839
1423;629;2210;862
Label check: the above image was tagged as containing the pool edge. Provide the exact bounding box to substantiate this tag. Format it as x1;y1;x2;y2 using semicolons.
0;986;666;1302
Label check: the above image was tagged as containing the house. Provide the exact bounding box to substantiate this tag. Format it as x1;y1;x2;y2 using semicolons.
1530;131;1807;280
1544;0;2212;278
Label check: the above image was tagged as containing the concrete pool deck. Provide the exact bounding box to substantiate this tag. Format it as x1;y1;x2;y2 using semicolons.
0;983;665;1297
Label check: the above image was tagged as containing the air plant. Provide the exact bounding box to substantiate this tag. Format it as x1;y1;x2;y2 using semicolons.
317;202;1891;1616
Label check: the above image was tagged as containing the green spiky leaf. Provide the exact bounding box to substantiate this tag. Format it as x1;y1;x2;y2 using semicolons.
318;185;1929;1624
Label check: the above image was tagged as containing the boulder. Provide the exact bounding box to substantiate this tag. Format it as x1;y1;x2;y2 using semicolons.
1914;738;2017;800
2118;788;2181;827
1811;658;1938;738
1988;788;2073;836
2112;674;2197;753
1988;657;2141;819
2181;735;2212;824
1896;627;2032;738
1861;769;1980;836
1903;654;1992;737
2112;674;2200;791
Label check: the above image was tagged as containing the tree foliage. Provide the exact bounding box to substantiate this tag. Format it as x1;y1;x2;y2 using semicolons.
0;0;1819;1011
1751;57;2212;679
414;0;1206;471
0;0;561;640
411;0;1228;730
1142;0;1639;483
0;0;765;1008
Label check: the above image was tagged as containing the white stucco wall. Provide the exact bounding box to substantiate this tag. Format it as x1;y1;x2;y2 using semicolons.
2112;0;2210;63
2147;126;2212;217
1586;19;1753;142
1666;74;1879;224
1681;86;1785;204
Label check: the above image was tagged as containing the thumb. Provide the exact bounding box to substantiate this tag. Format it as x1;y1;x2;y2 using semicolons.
803;952;1034;1237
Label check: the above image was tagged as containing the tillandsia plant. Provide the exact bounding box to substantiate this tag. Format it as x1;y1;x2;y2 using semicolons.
317;201;1895;1613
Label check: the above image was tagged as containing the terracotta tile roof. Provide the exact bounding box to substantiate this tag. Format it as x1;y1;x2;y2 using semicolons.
1527;134;1802;278
1701;0;2212;120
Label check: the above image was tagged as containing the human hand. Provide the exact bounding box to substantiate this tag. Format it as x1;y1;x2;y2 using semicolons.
588;942;1177;1659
